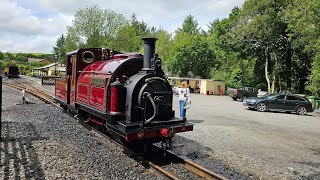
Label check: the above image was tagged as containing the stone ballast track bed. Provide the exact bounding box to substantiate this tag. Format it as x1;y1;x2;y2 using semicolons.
0;86;160;179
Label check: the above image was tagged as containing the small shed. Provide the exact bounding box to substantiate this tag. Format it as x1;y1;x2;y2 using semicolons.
200;80;225;95
168;77;225;95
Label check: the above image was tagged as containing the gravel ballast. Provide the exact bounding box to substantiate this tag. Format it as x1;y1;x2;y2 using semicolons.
0;86;160;179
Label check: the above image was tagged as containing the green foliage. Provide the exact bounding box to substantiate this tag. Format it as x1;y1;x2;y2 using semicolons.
113;23;141;52
63;6;155;54
0;51;4;60
176;15;200;35
52;34;66;63
155;30;172;64
65;5;127;50
73;5;107;48
65;26;81;52
111;14;156;52
306;41;320;96
284;0;320;95
284;0;320;52
167;35;215;78
5;52;13;60
14;53;29;62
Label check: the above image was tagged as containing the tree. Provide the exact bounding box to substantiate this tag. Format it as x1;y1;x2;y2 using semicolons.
66;5;126;49
207;7;257;89
306;51;320;96
130;14;150;37
15;53;28;62
5;52;13;60
167;35;216;78
155;29;172;65
73;5;106;48
176;15;200;35
284;0;320;95
0;51;4;60
65;26;82;52
112;13;156;52
52;34;66;62
235;0;289;93
208;7;241;36
113;23;141;52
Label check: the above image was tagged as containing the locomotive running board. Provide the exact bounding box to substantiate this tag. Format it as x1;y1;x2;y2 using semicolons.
116;118;186;130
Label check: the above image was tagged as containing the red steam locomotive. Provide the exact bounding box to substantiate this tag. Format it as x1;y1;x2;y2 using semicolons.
55;38;193;147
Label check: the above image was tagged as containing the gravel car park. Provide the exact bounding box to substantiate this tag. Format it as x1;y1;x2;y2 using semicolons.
172;94;320;179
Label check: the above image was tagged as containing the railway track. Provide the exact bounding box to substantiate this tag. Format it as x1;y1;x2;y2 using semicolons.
3;78;227;180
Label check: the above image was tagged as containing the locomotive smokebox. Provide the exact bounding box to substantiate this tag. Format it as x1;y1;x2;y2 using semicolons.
142;37;157;70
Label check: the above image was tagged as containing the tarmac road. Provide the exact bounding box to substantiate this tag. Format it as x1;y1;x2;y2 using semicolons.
172;94;320;179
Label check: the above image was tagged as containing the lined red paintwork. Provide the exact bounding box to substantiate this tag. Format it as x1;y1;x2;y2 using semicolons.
76;53;141;112
55;79;67;102
70;55;77;107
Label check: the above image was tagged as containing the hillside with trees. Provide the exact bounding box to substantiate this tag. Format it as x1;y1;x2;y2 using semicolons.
0;51;53;74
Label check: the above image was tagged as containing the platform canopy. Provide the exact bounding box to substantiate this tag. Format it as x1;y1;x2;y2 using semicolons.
33;62;63;70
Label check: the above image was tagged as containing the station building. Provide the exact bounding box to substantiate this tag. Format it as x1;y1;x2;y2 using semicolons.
168;77;225;95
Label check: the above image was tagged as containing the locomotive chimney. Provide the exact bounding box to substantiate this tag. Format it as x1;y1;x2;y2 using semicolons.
142;37;157;70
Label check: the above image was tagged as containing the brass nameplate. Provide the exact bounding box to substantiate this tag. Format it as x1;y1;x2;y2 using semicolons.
92;78;106;87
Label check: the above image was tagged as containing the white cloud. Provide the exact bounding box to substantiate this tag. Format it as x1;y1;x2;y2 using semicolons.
0;34;57;53
0;0;73;53
0;0;244;53
0;1;73;36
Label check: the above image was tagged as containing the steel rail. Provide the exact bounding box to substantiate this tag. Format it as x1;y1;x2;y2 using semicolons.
12;79;54;99
176;157;227;180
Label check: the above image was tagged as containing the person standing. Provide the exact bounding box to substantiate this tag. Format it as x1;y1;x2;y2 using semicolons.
178;82;190;120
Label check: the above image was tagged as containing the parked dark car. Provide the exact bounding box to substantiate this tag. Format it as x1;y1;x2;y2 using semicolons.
227;86;258;101
243;94;314;115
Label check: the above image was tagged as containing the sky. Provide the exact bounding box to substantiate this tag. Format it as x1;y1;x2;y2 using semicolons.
0;0;245;54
